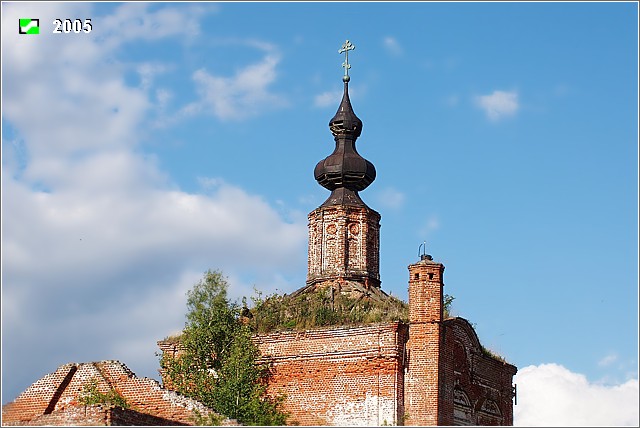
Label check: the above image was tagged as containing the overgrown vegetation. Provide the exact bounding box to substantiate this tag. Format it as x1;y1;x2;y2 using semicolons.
79;378;129;409
249;287;409;334
160;269;457;425
249;287;455;334
159;270;288;426
481;345;507;363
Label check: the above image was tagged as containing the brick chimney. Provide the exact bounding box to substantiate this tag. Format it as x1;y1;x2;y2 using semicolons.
404;254;445;425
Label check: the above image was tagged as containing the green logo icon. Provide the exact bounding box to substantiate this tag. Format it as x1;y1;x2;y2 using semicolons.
19;18;40;34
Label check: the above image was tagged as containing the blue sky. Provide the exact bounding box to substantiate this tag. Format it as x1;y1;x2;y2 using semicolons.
1;1;638;425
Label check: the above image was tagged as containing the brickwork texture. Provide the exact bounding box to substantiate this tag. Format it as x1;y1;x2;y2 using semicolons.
307;205;381;288
154;256;518;426
249;257;516;426
1;361;226;426
256;322;407;426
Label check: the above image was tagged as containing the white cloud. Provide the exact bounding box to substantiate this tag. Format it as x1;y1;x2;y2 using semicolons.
98;2;211;49
137;63;170;91
183;45;287;120
599;353;619;367
475;90;519;121
155;88;173;110
375;186;406;210
314;89;343;108
514;364;639;426
383;36;403;56
3;6;150;160
1;2;306;403
314;85;364;109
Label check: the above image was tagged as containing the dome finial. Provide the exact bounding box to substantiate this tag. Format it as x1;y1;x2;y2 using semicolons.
339;40;355;82
313;40;375;207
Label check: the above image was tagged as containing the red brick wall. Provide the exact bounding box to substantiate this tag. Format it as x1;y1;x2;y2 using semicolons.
307;205;381;288
155;255;516;427
2;404;194;426
256;322;406;426
1;363;79;424
2;404;109;426
441;319;517;426
156;263;516;428
156;340;183;391
1;361;223;426
95;361;219;425
402;258;516;426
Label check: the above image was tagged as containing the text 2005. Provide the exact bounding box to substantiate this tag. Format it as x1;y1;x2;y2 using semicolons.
53;19;92;34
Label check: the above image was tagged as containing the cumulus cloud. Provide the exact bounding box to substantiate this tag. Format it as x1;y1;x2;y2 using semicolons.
514;364;639;426
475;90;519;121
183;43;287;120
2;2;306;403
383;36;403;56
97;2;210;49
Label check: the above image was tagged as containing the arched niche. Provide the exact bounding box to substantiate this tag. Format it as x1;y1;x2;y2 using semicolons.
453;388;473;426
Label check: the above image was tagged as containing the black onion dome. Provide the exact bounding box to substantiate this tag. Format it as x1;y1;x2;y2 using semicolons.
314;82;376;198
329;82;362;139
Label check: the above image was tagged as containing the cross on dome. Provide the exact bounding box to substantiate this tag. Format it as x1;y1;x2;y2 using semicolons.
339;40;355;82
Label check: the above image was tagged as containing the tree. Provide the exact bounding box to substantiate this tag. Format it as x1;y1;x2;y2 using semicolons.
160;270;287;426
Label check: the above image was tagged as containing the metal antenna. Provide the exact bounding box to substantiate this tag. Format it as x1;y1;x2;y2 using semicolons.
418;241;433;261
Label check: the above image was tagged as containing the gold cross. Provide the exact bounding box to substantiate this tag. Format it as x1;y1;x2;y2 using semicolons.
339;40;355;82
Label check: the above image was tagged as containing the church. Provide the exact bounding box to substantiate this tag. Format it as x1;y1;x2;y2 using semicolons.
163;39;518;426
2;41;517;427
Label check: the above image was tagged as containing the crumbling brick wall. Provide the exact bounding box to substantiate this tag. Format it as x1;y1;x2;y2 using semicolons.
404;257;517;426
255;322;407;426
2;404;193;426
440;318;517;426
2;404;109;426
155;255;517;427
1;361;222;426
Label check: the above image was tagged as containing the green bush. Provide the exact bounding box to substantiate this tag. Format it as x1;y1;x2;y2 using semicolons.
79;378;129;409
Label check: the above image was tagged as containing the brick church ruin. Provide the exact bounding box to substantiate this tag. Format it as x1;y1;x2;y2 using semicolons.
162;40;517;426
257;41;515;425
2;41;516;426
